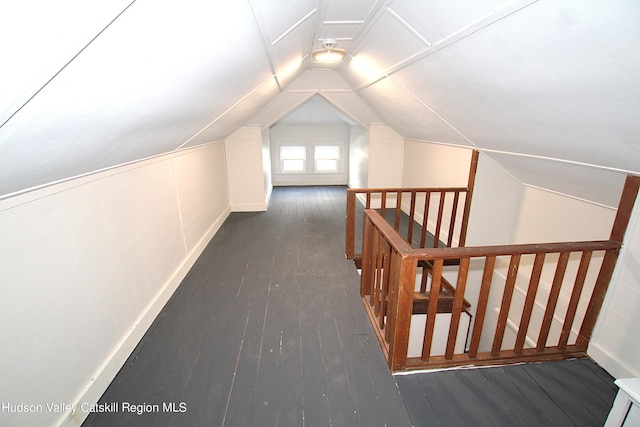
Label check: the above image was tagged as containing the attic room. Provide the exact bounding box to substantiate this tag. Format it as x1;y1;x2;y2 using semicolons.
1;0;639;426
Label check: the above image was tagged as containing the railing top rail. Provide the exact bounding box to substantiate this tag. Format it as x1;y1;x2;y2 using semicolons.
364;209;621;260
348;186;470;194
407;240;621;260
364;209;413;254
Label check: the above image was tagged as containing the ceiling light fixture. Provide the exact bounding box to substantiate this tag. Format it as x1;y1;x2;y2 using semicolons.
312;38;346;63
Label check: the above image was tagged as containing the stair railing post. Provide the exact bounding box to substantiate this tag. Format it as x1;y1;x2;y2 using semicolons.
388;253;416;371
578;174;640;347
346;189;356;259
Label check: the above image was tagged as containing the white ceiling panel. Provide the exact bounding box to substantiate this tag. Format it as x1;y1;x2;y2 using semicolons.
1;0;638;204
390;0;640;173
276;95;350;125
487;153;628;208
341;10;429;88
0;0;133;125
183;78;281;148
324;0;379;21
318;23;360;41
285;70;353;91
0;0;274;196
247;92;316;129
319;91;381;127
272;17;316;81
248;0;317;43
360;77;473;145
388;0;513;44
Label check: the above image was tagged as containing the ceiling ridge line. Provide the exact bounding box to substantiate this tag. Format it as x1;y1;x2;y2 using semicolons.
0;0;139;130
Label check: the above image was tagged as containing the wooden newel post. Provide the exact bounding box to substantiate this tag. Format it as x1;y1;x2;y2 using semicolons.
388;255;416;371
578;174;640;347
346;189;356;259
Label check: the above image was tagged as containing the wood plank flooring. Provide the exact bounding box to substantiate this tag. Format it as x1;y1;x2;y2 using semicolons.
396;358;617;427
83;186;413;427
83;186;617;427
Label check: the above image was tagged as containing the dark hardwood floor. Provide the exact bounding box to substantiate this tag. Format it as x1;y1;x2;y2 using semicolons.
83;186;617;427
396;357;617;427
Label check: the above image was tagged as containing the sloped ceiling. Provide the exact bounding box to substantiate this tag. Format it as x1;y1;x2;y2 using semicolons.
1;0;639;207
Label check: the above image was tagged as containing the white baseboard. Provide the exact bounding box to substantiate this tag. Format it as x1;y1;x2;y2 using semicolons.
57;208;230;427
230;202;268;212
588;342;639;380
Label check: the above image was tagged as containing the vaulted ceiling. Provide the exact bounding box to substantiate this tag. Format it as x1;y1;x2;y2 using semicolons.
1;0;638;207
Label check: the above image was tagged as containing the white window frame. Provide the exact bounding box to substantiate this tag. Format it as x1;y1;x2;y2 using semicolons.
314;145;340;173
279;145;306;173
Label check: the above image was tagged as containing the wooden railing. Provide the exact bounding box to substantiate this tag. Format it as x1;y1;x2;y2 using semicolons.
346;151;479;263
360;175;639;372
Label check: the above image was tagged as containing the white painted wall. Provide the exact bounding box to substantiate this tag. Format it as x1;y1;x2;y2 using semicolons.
402;141;472;188
512;186;615;244
465;154;521;247
261;128;273;206
348;125;369;188
367;124;404;188
0;142;230;427
591;193;640;379
270;123;350;186
225;126;270;211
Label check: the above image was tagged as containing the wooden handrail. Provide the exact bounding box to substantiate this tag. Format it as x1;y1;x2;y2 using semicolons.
360;174;639;372
346;150;480;261
361;208;625;371
363;206;620;260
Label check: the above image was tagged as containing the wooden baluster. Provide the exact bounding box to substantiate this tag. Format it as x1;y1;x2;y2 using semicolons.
360;213;374;298
422;259;444;362
420;262;430;294
559;251;593;350
421;192;431;248
395;191;402;231
445;257;470;360
536;252;570;352
381;191;387;219
447;191;460;247
434;192;446;248
366;192;371;209
384;249;399;342
514;253;545;354
407;191;417;245
372;231;382;309
492;254;521;356
468;256;496;359
381;241;392;332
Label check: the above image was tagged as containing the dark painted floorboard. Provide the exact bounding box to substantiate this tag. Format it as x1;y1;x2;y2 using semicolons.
83;186;412;427
395;358;617;427
84;186;617;427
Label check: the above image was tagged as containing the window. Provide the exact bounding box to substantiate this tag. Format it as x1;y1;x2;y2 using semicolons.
314;146;340;172
280;146;306;172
